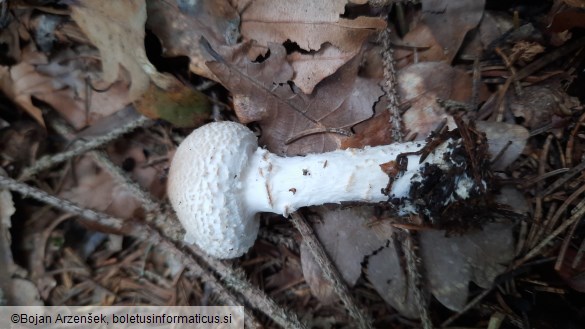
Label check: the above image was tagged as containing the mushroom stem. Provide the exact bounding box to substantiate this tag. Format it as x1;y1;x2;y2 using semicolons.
241;138;479;219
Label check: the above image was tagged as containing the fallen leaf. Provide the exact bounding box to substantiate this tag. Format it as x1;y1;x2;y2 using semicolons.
232;0;385;94
145;0;240;81
509;81;579;129
475;121;529;171
300;241;338;305
550;10;585;33
288;43;359;94
71;0;152;101
367;237;420;318
134;82;211;128
421;0;486;62
235;0;386;52
420;222;515;311
311;207;384;286
398;61;475;139
207;42;383;155
0;45;131;130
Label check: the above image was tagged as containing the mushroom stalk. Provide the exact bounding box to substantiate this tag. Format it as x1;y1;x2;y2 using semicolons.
242;143;419;216
242;139;478;219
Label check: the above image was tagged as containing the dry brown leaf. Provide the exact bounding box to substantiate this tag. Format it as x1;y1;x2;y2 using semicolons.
288;43;360;94
71;0;152;101
232;0;385;94
207;43;382;155
398;62;475;139
145;0;240;81
1;45;130;130
234;0;385;52
311;207;384;286
421;0;486;62
393;23;448;66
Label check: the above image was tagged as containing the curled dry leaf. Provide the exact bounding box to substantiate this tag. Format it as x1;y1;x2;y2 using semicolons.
145;0;240;81
71;0;152;101
207;42;383;155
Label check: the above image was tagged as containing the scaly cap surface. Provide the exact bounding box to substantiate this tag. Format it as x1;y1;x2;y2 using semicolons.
167;121;259;258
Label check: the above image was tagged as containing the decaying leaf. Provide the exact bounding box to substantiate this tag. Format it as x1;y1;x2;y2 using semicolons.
0;45;131;130
207;42;383;155
311;207;384;286
398;61;476;138
420;223;515;311
134;82;211;128
476;121;529;171
232;0;385;94
71;0;152;101
145;0;240;81
288;43;360;94
235;0;385;52
421;0;486;62
300;241;338;305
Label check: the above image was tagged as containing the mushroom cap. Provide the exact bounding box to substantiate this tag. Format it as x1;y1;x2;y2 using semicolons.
167;121;260;259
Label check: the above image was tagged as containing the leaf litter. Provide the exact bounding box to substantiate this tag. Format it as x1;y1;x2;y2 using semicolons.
0;0;584;328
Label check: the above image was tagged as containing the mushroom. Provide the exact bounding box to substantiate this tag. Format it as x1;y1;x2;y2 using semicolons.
167;121;486;259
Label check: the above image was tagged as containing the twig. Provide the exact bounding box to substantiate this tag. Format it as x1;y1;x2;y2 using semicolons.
401;230;432;329
0;175;296;329
440;287;494;327
90;150;160;212
379;28;403;142
290;212;374;329
495;47;522;96
19;115;152;180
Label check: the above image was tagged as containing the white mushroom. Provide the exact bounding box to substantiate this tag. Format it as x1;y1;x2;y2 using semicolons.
167;121;486;259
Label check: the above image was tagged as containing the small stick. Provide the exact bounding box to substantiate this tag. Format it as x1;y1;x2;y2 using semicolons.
19;115;152;180
290;212;374;329
379;27;403;142
495;47;522;96
401;229;433;329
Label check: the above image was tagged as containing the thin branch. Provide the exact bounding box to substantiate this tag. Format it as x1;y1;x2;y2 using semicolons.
401;230;433;329
290;212;374;329
379;27;403;142
19;115;152;180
